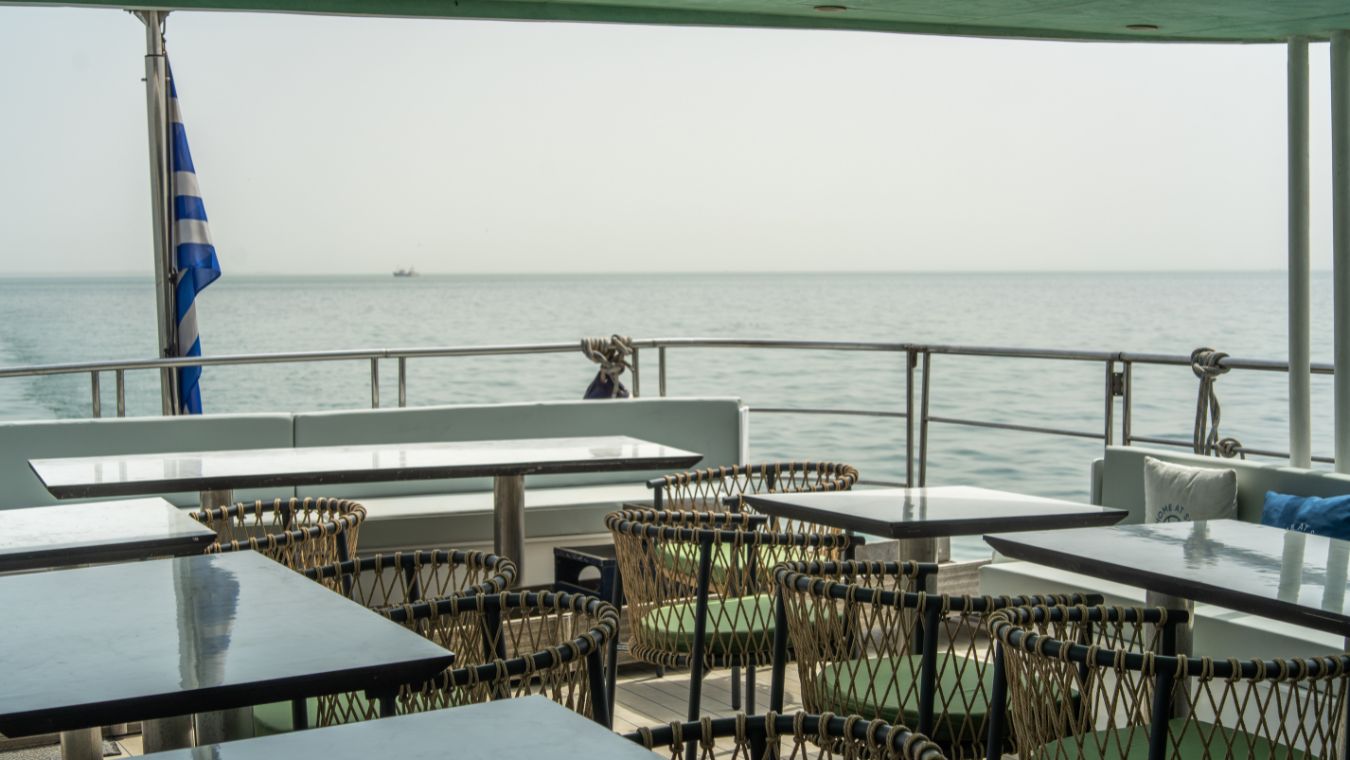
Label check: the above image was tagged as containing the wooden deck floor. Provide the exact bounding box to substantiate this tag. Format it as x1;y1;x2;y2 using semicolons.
612;663;805;735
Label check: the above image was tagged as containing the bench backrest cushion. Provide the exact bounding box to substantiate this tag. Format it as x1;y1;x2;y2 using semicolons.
0;413;296;509
1099;446;1350;524
292;397;745;500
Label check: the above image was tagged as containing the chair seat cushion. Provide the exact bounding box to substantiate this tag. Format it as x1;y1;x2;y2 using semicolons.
657;543;796;586
1041;718;1306;759
637;595;777;656
815;653;990;741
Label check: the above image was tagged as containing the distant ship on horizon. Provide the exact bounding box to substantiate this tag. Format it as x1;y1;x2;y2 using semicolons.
393;266;418;277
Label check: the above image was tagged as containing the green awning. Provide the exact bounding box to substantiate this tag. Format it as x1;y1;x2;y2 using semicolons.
5;0;1350;44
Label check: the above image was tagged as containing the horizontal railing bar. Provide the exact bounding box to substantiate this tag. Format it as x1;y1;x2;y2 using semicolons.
753;407;905;419
636;338;906;352
1129;435;1335;464
926;415;1104;440
922;344;1120;362
857;479;910;488
1126;436;1197;450
0;337;1335;381
1118;352;1335;374
0;342;579;378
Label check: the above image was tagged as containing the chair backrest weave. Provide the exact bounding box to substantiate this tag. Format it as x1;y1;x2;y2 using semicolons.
649;461;859;534
606;508;856;670
317;589;617;726
990;604;1350;760
305;548;516;603
624;711;949;760
774;561;1095;759
191;497;365;572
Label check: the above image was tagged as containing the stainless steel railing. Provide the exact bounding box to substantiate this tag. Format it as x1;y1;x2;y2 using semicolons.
0;338;1335;480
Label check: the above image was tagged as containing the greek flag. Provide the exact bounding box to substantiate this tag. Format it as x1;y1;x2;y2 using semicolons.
168;65;221;415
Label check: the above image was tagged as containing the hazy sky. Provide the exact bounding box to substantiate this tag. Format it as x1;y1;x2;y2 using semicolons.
0;7;1339;274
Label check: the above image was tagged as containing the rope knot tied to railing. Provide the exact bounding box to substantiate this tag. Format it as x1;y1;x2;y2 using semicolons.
1190;347;1244;458
581;335;633;399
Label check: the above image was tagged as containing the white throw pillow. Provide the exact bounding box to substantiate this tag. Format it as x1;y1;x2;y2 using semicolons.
1143;456;1238;523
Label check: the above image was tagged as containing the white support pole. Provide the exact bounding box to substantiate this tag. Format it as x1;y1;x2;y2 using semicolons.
1289;37;1312;468
137;10;178;416
1334;32;1350;473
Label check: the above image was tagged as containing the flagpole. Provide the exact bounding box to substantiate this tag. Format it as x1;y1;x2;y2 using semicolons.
137;9;179;416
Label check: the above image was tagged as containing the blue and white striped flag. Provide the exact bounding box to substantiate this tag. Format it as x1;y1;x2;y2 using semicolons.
168;65;221;415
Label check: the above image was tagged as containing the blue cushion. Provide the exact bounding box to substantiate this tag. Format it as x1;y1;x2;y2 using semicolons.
1261;491;1350;541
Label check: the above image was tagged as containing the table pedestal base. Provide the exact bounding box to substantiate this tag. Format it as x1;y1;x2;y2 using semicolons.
142;715;193;753
493;475;525;584
199;488;235;510
58;728;101;760
195;707;254;744
1145;590;1194;719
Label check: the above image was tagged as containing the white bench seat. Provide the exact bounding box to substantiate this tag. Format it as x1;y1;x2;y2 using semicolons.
355;482;652;548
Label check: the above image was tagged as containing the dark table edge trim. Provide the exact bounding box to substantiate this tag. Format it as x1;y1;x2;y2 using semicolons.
0;533;213;574
35;454;704;500
741;494;1127;538
0;655;456;738
984;532;1350;639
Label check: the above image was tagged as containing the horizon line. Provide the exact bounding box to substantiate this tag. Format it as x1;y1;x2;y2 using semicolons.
0;268;1329;278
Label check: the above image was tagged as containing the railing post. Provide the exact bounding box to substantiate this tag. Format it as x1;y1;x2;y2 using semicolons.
90;371;101;419
1289;35;1313;468
1103;360;1116;446
115;370;126;417
370;358;380;409
1122;360;1133;446
919;350;931;487
631;347;640;398
658;346;667;397
905;348;916;487
397;357;407;408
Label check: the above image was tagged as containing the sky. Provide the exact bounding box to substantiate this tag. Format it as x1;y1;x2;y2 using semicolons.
0;7;1339;275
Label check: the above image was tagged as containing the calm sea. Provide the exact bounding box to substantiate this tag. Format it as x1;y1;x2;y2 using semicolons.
0;271;1334;555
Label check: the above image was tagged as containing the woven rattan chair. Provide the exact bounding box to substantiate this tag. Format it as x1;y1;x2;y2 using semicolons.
648;461;859;530
316;589;618;727
305;547;517;602
989;604;1350;760
606;507;857;722
190;496;365;572
772;560;1100;760
646;461;861;708
253;548;517;736
624;711;949;760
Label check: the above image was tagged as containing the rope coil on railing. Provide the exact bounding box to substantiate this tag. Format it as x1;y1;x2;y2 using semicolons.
581;335;633;399
1190;347;1244;458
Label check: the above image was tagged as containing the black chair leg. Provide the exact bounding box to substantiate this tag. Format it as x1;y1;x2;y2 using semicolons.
605;567;622;721
745;663;755;714
731;665;741;710
685;538;714;760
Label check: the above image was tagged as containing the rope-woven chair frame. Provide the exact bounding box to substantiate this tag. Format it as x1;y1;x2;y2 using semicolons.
316;589;618;728
772;561;1097;760
304;548;517;604
191;497;365;572
648;461;860;536
625;711;949;760
989;604;1350;760
607;508;857;672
